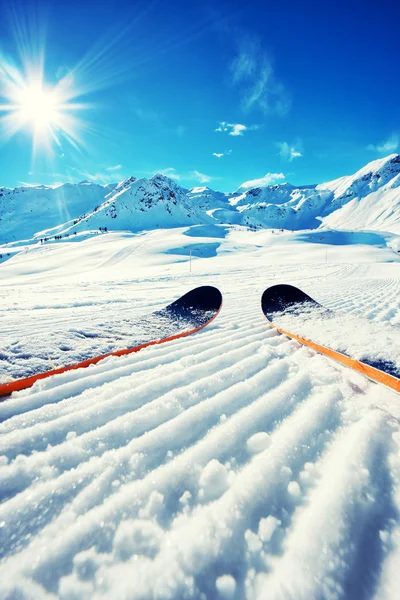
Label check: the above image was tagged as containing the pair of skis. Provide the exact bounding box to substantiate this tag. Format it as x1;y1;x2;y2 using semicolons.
1;284;399;400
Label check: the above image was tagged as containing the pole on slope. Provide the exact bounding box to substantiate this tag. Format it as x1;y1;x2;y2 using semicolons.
190;250;192;274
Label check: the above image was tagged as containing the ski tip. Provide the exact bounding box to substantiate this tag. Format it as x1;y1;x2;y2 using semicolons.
0;286;223;402
261;284;317;318
167;286;223;313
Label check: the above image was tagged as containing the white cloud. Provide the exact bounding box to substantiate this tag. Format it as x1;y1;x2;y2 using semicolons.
25;166;125;187
231;124;247;136
213;150;232;158
18;181;45;188
19;181;65;188
70;167;122;184
156;168;181;181
193;170;212;183
215;122;258;136
230;36;290;115
367;134;398;154
278;141;303;162
239;172;285;190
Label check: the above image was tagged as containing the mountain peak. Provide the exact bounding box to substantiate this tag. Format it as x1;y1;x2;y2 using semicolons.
189;186;211;194
355;153;400;178
1;154;400;245
317;153;400;200
150;173;182;188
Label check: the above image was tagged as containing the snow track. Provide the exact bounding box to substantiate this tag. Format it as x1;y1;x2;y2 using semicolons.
1;249;400;598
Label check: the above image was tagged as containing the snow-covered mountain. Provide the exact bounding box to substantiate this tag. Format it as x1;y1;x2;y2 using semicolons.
317;154;400;232
66;174;216;235
1;154;399;244
234;154;400;232
233;183;331;230
0;181;113;242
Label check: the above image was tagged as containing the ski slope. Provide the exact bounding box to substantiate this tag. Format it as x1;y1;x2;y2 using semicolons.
0;226;400;599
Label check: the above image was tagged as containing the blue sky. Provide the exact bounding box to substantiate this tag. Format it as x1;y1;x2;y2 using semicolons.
0;0;399;192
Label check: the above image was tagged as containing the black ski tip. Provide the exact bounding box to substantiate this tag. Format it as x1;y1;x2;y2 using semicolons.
261;284;318;319
166;285;222;314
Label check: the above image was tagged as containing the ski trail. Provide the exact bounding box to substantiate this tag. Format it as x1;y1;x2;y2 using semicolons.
0;262;399;599
255;411;394;600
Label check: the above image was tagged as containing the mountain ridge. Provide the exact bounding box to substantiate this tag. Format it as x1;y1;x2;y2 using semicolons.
1;154;399;244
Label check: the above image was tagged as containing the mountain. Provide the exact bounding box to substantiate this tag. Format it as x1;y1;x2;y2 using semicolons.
234;154;400;232
57;175;216;237
0;181;112;243
232;183;331;230
186;186;241;225
317;154;400;232
1;155;399;244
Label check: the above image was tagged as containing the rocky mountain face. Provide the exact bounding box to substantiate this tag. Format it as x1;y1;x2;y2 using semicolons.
1;154;399;244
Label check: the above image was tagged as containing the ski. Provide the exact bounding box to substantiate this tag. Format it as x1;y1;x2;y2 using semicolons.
262;284;400;394
0;285;222;400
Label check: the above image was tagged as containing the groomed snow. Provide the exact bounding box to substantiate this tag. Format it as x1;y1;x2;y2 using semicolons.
269;303;400;377
0;225;400;599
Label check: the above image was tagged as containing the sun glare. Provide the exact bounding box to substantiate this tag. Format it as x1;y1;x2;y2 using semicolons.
16;84;60;130
1;3;143;162
0;57;91;158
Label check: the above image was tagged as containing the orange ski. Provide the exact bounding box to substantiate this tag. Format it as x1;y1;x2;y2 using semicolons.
262;284;400;394
0;286;222;400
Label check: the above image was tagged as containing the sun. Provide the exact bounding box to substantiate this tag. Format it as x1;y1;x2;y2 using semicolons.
16;84;60;131
0;58;91;156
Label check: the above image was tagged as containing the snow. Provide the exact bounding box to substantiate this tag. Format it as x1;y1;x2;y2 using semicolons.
269;302;400;377
258;515;280;543
199;459;230;501
1;155;400;252
287;480;301;498
246;432;271;454
216;574;236;598
0;180;400;598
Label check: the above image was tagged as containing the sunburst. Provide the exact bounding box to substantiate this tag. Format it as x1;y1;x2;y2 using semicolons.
0;57;91;157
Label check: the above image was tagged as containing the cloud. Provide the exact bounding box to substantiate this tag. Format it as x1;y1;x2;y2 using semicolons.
213;149;232;158
230;36;290;116
278;141;303;162
18;181;64;188
193;170;212;183
215;121;258;136
239;172;285;190
18;181;46;188
69;167;121;184
156;168;181;181
230;124;247;136
367;134;398;154
24;165;125;187
106;164;122;171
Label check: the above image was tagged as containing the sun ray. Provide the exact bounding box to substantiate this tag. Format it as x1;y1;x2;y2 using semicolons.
0;51;93;160
0;0;220;174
